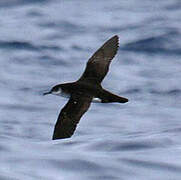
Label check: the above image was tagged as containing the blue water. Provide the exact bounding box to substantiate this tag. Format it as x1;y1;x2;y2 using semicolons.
0;0;181;179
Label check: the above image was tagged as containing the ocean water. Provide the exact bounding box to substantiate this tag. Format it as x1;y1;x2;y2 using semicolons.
0;0;181;179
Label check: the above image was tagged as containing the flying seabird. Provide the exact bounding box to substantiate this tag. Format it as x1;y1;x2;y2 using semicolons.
44;35;128;140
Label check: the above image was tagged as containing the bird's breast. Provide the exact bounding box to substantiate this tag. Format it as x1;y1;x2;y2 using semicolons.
54;90;70;99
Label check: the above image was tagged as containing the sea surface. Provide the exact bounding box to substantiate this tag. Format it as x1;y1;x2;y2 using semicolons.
0;0;181;179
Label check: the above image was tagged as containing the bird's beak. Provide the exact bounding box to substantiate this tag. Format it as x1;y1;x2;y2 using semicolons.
43;91;51;96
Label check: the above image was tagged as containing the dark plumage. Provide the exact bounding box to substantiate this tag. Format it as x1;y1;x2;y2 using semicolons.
44;35;128;140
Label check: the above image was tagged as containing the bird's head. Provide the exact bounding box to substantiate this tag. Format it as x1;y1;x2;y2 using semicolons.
43;85;62;96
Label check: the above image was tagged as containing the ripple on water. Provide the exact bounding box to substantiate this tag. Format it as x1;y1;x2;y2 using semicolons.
122;158;181;174
0;0;49;8
122;31;181;55
82;137;172;152
0;40;61;52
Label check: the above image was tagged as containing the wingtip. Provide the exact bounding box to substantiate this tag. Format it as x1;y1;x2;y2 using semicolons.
113;35;119;39
112;35;119;41
116;35;119;48
101;34;120;59
111;35;119;48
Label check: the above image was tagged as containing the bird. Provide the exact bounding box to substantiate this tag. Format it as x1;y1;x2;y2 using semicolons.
43;35;128;140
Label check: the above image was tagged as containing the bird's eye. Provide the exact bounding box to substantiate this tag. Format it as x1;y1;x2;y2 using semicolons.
51;87;58;92
54;88;59;92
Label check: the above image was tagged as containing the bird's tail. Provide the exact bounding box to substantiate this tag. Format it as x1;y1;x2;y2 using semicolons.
99;89;128;103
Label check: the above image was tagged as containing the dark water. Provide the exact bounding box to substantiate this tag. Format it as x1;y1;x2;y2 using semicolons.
0;0;181;179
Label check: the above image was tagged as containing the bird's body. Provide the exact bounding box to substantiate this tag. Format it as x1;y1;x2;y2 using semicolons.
44;35;128;140
50;81;128;103
50;81;102;98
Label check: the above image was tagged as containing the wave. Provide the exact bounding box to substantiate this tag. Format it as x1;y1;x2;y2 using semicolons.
0;40;61;51
122;31;181;55
150;89;181;96
0;0;48;8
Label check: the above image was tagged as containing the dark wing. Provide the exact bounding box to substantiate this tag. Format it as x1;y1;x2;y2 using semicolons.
52;93;92;140
79;35;119;84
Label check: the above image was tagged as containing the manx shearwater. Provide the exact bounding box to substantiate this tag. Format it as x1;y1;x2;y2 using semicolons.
44;35;128;140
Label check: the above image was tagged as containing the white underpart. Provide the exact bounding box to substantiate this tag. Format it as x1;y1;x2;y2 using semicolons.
52;90;101;103
92;97;102;103
52;89;70;98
